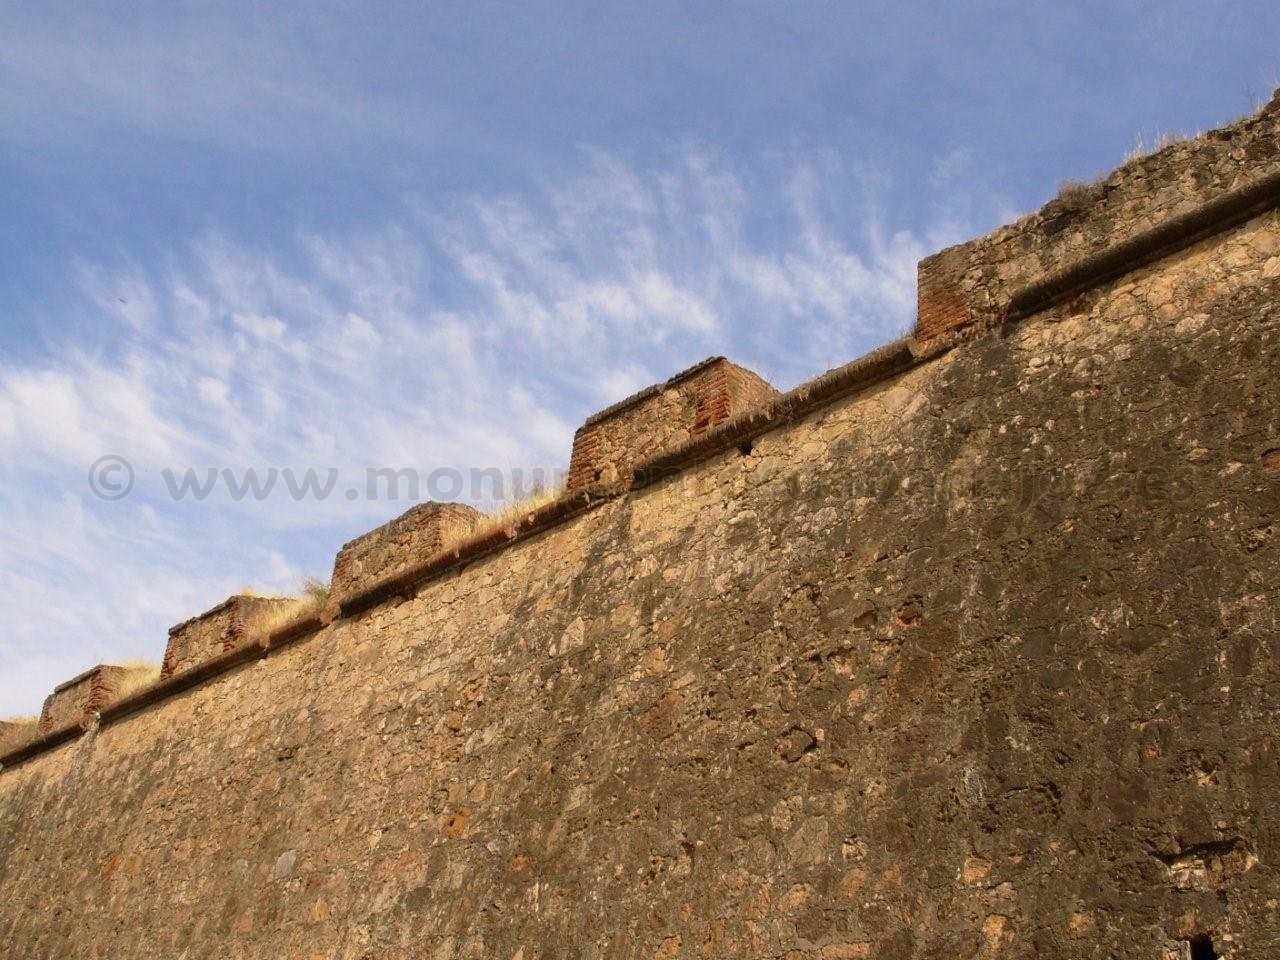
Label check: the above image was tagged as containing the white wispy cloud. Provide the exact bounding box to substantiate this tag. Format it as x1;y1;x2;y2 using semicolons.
0;148;973;716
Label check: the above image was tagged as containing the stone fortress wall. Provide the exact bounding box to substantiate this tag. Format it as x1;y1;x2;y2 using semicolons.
2;94;1280;959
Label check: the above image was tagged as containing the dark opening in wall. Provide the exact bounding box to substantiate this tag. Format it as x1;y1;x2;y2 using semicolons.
738;441;753;456
1189;934;1218;960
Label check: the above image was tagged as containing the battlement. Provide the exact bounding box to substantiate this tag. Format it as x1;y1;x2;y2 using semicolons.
35;663;155;734
566;356;778;489
161;593;298;679
327;501;484;612
3;93;1279;958
918;91;1280;349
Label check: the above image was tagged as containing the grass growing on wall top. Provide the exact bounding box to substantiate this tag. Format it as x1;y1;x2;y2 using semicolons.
245;576;331;638
475;478;567;539
115;661;162;699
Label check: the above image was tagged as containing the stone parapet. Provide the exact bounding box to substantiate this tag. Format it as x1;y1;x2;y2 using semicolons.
36;664;155;733
328;502;485;610
567;356;777;490
161;594;296;679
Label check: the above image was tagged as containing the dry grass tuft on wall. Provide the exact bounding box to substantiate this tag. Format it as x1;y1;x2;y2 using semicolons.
115;661;163;699
475;480;567;539
244;577;331;638
1124;129;1189;163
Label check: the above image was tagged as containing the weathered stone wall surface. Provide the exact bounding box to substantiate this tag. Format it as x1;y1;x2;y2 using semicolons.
161;595;297;679
1;198;1277;958
917;93;1280;347
567;357;778;489
329;503;484;610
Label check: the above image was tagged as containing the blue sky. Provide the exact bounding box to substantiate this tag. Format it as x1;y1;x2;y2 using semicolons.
1;2;1277;716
